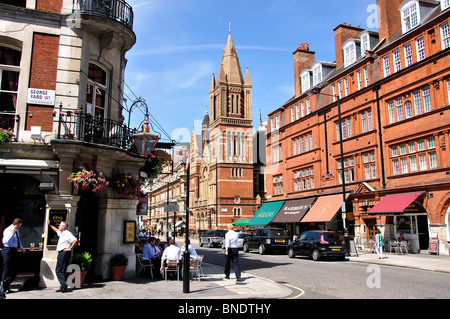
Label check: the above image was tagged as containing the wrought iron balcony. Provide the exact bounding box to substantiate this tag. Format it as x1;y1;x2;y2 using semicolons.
56;110;139;154
72;0;134;30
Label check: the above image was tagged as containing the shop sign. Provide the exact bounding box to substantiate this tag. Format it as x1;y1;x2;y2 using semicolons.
27;88;56;105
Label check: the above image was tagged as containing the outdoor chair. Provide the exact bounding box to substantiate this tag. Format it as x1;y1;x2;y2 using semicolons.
189;259;200;281
198;255;205;278
136;253;153;278
164;259;180;281
389;241;400;254
399;241;410;254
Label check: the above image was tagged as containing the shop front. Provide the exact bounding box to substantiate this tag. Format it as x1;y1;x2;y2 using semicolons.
271;197;316;238
368;191;429;253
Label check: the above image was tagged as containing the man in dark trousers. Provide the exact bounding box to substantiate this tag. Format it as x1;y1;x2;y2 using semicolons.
47;220;78;292
224;224;241;282
1;218;25;294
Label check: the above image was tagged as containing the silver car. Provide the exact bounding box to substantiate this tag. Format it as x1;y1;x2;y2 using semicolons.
199;230;227;248
221;232;248;249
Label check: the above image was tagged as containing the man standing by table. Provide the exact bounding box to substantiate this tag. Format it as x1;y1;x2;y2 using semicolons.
1;218;25;294
47;220;78;292
224;224;241;282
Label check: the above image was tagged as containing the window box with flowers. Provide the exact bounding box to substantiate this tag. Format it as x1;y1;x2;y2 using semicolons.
0;128;15;148
67;164;109;193
108;170;143;197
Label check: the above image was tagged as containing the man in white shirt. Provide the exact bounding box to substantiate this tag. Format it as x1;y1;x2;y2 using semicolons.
160;238;181;278
1;218;25;293
47;220;78;292
224;224;241;282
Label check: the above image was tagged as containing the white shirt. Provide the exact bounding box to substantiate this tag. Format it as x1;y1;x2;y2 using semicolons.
161;245;181;261
56;229;77;252
225;230;239;249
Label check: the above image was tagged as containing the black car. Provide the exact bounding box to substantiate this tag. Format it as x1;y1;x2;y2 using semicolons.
243;228;289;254
287;230;346;261
199;230;227;247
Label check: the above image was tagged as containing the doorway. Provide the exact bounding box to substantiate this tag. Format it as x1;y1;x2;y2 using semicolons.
364;218;377;242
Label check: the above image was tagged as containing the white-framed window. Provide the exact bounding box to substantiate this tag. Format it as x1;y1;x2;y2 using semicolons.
272;144;282;163
423;86;432;112
393;159;400;175
338;156;355;184
300;101;305;117
343;41;357;67
293;166;315;191
0;46;21;116
301;70;311;93
401;1;420;33
332;84;337;102
396;97;404;121
363;150;376;179
416;36;426;61
87;63;108;119
361;32;370;56
383;55;391;77
404;43;413;67
405;100;413;118
393;49;402;72
306;98;311;115
344;77;349;96
363;66;369;87
272;175;283;195
290;106;295;122
391;136;439;174
338;81;343;99
336;117;352;141
440;22;450;50
388;101;396;124
357;70;362;90
442;0;450;11
295;103;299;120
312;63;323;86
447;78;450;103
413;90;422;115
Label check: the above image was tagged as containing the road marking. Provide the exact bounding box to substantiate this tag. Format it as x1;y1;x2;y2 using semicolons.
248;272;305;299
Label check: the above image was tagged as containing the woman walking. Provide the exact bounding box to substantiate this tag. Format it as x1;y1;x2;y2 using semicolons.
375;229;384;259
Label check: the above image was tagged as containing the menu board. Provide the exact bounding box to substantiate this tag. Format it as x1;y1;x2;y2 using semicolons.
46;209;68;246
123;220;136;244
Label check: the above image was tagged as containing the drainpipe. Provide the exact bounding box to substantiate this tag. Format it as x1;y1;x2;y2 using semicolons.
374;85;387;189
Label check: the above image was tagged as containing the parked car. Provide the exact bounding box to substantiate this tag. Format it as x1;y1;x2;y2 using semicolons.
199;230;227;247
221;232;248;249
287;230;346;261
243;228;289;254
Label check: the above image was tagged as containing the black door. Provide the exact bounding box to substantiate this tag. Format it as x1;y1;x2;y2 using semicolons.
417;215;429;251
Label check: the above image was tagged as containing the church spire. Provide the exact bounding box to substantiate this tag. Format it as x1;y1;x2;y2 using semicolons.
220;29;244;85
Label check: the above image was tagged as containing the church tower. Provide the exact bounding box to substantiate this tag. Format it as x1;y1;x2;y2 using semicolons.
190;30;256;231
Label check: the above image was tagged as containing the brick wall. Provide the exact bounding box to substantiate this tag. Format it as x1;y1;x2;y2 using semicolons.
27;33;60;131
36;0;63;13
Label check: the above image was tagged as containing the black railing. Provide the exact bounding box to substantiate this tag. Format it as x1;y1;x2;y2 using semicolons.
73;0;134;30
56;110;138;153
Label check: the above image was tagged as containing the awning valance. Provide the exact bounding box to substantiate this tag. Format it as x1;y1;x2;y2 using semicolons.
271;197;316;223
248;201;284;227
301;194;344;223
368;192;425;216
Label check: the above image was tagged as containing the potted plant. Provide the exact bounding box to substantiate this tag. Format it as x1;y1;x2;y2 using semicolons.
109;253;128;281
67;164;108;193
0;128;14;148
70;251;93;285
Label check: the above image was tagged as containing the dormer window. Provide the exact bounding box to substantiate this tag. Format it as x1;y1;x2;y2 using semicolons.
312;63;323;86
300;69;312;93
343;39;360;68
401;1;420;33
360;33;370;56
442;0;450;11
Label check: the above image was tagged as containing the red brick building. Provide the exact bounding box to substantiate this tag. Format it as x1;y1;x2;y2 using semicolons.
266;0;450;254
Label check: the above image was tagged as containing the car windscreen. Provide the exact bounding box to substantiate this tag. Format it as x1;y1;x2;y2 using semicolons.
323;232;343;242
268;229;288;237
215;230;226;236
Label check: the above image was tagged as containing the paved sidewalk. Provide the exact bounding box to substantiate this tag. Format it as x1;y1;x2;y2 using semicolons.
5;261;292;299
348;251;450;273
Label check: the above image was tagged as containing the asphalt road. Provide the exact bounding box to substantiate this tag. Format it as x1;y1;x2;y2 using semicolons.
195;244;450;299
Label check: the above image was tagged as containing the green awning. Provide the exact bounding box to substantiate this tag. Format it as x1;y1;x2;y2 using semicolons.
233;219;250;226
248;201;285;227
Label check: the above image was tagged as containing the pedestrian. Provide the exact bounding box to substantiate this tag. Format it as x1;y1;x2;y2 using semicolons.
1;218;25;294
224;224;241;282
375;229;384;259
47;220;78;292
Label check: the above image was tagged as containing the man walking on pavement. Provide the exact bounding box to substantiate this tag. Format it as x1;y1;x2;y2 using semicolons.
224;224;241;282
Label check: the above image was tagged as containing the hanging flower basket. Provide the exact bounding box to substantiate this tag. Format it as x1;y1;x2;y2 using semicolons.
141;149;172;179
67;164;108;193
108;170;143;197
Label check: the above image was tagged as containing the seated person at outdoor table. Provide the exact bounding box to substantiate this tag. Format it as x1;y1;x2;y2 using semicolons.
164;237;179;249
142;237;163;278
397;233;407;242
160;238;181;277
180;239;198;260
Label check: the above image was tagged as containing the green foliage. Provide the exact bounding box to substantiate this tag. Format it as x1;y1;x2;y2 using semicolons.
109;253;128;267
0;128;14;148
71;252;93;271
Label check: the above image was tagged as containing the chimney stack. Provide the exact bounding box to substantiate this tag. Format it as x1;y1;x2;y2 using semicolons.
376;0;403;41
293;42;315;96
334;23;364;68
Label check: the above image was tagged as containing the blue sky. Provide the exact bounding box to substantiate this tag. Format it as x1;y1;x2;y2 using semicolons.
123;0;378;144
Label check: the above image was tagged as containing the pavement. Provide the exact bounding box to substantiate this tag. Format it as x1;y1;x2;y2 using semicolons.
3;242;450;300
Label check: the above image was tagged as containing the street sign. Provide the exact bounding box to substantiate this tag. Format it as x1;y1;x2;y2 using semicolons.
164;204;179;212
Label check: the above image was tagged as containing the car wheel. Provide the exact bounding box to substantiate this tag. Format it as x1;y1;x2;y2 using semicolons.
208;240;214;248
199;240;203;247
258;244;266;255
311;249;321;261
288;248;295;258
243;243;249;252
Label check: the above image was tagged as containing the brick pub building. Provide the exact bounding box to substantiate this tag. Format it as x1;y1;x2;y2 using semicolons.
0;0;150;286
266;0;450;254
